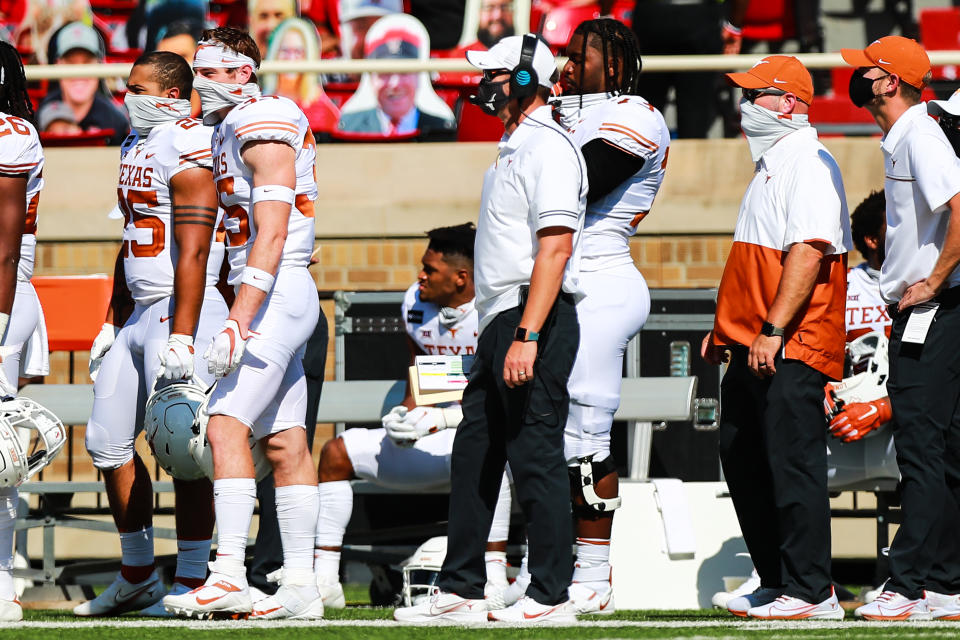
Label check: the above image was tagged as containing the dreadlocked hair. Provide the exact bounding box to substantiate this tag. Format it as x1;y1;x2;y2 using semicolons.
0;42;34;124
572;18;642;96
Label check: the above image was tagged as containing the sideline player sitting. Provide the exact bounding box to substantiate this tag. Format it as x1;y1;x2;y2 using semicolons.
74;51;227;617
825;191;891;442
314;223;513;609
0;41;59;622
501;18;668;615
164;26;323;620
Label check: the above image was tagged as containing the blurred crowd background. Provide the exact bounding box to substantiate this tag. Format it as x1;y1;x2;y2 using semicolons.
5;0;960;146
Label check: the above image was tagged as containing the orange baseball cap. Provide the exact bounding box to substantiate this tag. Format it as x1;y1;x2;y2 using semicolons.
725;55;814;105
841;36;931;89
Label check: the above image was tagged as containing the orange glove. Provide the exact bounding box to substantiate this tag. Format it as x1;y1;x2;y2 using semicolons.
828;397;892;442
823;382;844;420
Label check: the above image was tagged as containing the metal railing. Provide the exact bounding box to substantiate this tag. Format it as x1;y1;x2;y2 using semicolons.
21;50;960;81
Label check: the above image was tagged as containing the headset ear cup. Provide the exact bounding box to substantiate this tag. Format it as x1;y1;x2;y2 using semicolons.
510;33;540;101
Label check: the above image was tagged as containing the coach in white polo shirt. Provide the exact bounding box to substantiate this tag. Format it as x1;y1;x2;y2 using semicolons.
704;55;851;620
394;33;587;624
844;36;960;621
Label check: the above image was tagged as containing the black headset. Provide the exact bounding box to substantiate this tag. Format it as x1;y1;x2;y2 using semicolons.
509;33;540;101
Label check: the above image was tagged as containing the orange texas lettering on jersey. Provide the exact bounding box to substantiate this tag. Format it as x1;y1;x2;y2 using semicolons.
118;163;154;188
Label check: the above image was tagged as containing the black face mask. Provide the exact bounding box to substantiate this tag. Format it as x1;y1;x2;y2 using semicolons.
849;68;878;108
942;117;960;157
470;78;511;116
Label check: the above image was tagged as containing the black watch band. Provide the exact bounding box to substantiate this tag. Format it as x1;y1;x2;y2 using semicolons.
514;326;540;342
761;321;785;338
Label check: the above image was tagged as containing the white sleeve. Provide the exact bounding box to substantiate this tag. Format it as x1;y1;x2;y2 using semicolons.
169;120;214;179
232;97;303;150
0;120;42;177
593;103;663;160
782;150;848;255
528;134;585;231
910;133;960;213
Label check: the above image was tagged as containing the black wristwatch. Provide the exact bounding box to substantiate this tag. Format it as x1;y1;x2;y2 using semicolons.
760;321;785;338
514;326;540;342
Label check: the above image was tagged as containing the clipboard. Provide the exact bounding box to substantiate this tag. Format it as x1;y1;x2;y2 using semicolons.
409;366;464;405
408;355;472;405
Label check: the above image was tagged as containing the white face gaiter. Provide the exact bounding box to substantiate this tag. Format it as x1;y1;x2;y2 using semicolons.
739;98;810;162
551;92;611;130
192;75;262;125
123;93;192;136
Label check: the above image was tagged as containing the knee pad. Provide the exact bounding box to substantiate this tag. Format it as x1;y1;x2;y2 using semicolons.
84;422;135;470
568;454;620;519
565;403;614;462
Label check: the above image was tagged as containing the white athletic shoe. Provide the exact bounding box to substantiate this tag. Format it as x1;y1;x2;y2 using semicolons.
0;598;22;621
73;571;164;617
316;575;346;609
711;568;761;608
163;562;251;619
488;595;577;624
747;589;844;620
248;569;324;620
854;590;931;621
863;581;887;604
249;585;270;605
726;587;781;617
484;579;509;611
567;580;615;615
930;594;960;620
502;572;530;607
393;590;488;623
139;582;192;617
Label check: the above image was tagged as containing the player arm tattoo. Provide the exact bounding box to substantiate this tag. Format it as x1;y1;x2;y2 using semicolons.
172;204;218;227
581;138;645;204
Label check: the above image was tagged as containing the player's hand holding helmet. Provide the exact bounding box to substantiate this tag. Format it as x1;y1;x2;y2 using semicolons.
89;323;120;382
157;333;195;382
205;319;247;378
829;397;892;442
383;405;463;447
823;382;843;420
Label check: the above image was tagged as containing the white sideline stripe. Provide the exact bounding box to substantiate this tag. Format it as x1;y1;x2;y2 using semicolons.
8;620;960;629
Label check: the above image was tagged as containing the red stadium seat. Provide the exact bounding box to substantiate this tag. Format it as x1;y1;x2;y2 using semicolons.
534;0;634;51
919;7;960;81
39;130;115;147
741;0;795;43
32;276;113;352
456;99;503;142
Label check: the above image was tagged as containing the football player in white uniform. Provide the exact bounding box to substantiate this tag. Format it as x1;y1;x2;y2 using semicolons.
825;191;892;442
314;223;514;608
164;27;322;620
506;19;666;614
75;51;228;617
0;41;54;623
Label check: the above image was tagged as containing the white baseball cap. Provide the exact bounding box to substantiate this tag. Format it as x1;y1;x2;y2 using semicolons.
466;34;556;89
929;88;960;117
339;0;402;23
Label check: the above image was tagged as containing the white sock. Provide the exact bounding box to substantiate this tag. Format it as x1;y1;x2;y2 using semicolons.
0;488;16;600
485;551;507;586
176;539;212;581
119;527;154;568
488;473;511;543
573;537;611;583
276;484;319;571
514;549;530;589
314;481;352;580
213;478;256;576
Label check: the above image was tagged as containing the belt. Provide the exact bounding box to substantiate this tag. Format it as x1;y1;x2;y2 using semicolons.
518;284;575;307
887;284;960;318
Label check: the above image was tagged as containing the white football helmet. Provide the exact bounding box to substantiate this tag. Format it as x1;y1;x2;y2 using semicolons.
188;391;270;482
831;330;889;405
0;397;66;488
144;382;208;480
401;536;447;606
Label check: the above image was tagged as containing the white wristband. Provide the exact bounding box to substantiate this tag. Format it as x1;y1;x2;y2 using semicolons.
251;185;296;205
241;266;275;292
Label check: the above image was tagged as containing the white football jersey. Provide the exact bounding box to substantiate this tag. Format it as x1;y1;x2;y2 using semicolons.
845;262;891;340
211;96;318;285
119;118;224;305
567;94;670;268
402;282;478;356
0;113;44;281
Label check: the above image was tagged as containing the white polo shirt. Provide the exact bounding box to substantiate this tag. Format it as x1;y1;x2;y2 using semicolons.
474;105;588;333
880;103;960;303
713;125;852;380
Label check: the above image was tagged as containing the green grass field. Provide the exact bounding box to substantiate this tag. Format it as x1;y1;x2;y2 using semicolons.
3;607;960;640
